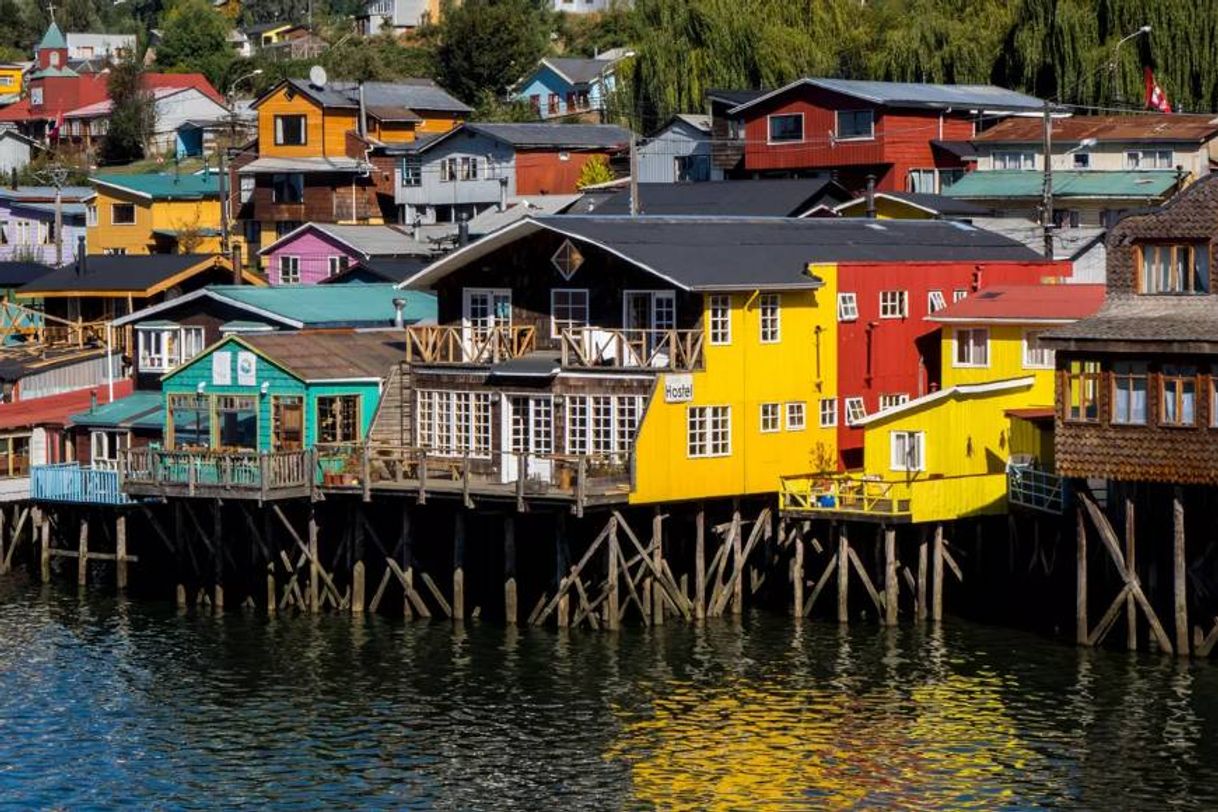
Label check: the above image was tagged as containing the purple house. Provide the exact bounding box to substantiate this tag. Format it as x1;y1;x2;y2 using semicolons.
258;223;433;286
0;186;93;265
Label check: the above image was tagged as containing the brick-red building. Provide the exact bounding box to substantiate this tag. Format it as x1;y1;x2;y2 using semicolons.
726;78;1044;195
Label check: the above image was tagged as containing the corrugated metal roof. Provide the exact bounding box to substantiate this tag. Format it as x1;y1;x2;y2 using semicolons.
0;378;133;431
465;122;632;149
0;186;94;202
214;283;435;326
729;78;1045;114
975;114;1218;144
541;57;619;85
69;390;162;428
91;172;220;200
237;331;405;381
280;78;472;114
19;254;230;294
944;170;1179;200
236;155;367;174
468;195;582;235
927;284;1107;323
307;224;431;257
585;179;850;217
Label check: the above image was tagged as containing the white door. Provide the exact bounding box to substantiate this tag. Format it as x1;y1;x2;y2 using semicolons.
622;291;676;363
462;288;511;361
500;395;553;484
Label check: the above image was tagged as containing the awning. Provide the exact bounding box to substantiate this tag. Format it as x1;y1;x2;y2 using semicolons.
237;156;370;174
487;353;561;379
69;390;163;429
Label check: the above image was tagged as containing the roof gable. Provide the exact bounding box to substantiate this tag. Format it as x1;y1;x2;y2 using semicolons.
163;334;301;386
728;78;1045;115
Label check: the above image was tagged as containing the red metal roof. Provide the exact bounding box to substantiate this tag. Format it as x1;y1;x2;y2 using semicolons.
927;284;1106;324
0;379;133;431
975;114;1218;144
141;73;225;105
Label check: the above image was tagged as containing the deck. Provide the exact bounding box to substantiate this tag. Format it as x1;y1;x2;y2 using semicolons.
32;463;132;506
779;473;913;523
1007;466;1068;514
120;449;311;500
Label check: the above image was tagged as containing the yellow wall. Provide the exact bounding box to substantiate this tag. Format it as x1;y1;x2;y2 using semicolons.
835;198;936;220
940;324;1055;405
631;267;839;504
88;187;222;255
258;88;333;159
0;65;23;96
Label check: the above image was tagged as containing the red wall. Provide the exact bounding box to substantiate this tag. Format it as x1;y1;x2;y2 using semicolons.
740;85;975;192
834;259;1073;467
516;149;615;195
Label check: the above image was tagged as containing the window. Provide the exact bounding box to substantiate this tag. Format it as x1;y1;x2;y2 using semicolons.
90;430;128;463
1022;330;1054;369
836;109;874;140
844;397;867;425
760;403;780;433
1126;149;1173;170
102;247;126;256
767;113;803;143
0;435;30;477
1064;360;1101;423
566;395;643;456
279;255;300;284
954;327;989;367
878;393;909;411
879;290;907;319
31;87;42;106
953;289;968;303
927;290;947;314
1072;152;1090;170
907;169;937;193
86;205;97;226
111;203;135;225
274;114;307;146
675;155;711;183
317;395;361;443
327;256;348;277
440;157;457;182
687;405;731;458
759;293;781;343
993;151;1035;170
239;175;254;203
890;430;925;472
708;294;731;345
400;156;421;187
819;398;837;427
216;395;258;450
837;292;858;321
1161;365;1197;427
276;220;301;238
460;156;478;181
1111;362;1148;425
785;401;806;431
1139;244;1210;294
1053;209;1081;229
137;325;206;373
271;173;304;204
272;396;304;450
416;391;493;456
550;288;589;337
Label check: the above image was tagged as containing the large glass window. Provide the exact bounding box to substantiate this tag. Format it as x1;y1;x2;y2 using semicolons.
1140;244;1209;294
565;395;643;456
274;114;307;146
759;293;781;343
993;151;1036;170
767;114;803;143
271;173;304;204
216;395;258;450
836;110;874;140
167;394;211;449
1161;366;1197;426
0;434;30;477
415;391;492;456
401;156;421;187
550;289;589;338
880;290;908;319
1023;330;1054;369
1111;362;1148;425
708;294;731;345
890;431;925;472
137;325;206;373
317;395;361;444
687;405;731;458
111;203;135;225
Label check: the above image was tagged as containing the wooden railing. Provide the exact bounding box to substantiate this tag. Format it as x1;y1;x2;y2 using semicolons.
1008;465;1067;514
405;325;536;365
780;473;913;518
560;328;704;371
121;448;310;497
32;463;131;505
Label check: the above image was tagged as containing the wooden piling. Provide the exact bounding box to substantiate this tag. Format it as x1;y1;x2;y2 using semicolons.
1124;496;1136;651
213;502;223;612
931;524;944;623
266;563;277;616
308;507;319;613
916;529;927;622
792;531;804;618
607;516;620;631
504;516;517;625
1173;488;1188;657
77;513;88;587
351;511;365;614
837;524;849;623
651;508;663;626
38;509;49;583
115;514;128;591
453;510;466;622
694;505;706;620
401;505;413;620
884;526;898;626
352;561;365;614
1076;506;1087;646
731;501;743;615
556;513;569;628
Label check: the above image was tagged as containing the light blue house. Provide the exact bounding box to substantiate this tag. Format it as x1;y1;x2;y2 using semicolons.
512;51;631;120
0;186;92;264
636;114;723;184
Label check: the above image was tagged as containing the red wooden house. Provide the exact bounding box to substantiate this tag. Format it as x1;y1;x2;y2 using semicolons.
831;221;1071;466
727;78;1044;195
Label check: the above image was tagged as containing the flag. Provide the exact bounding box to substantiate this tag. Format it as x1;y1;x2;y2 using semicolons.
48;110;63;139
1144;67;1172;113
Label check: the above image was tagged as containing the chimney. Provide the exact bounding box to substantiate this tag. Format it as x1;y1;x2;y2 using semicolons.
457;212;469;247
411;216;421;242
498;177;508;212
392;297;406;329
357;82;367;138
865;175;877;219
75;236;87;275
89;389;97;413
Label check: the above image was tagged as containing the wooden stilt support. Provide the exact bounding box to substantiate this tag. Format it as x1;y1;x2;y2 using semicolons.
504;516;517;625
352;561;365;614
1076;506;1087;645
308;506;320;613
453;510;466;622
38;509;50;583
213;502;224;613
77;512;88;588
837;524;849;623
266;562;277;616
115;514;128;591
730;501;743;615
916;529;927;622
1125;497;1136;651
792;529;804;618
694;505;706;621
556;513;569;629
651;508;663;627
1173;488;1188;657
401;505;414;619
606;516;620;631
0;508;6;575
931;524;944;623
176;583;187;610
884;526;898;626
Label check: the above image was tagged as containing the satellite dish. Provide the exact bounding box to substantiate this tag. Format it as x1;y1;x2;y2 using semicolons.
309;65;327;89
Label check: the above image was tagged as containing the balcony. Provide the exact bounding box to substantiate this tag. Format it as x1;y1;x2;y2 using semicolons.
559;328;705;372
1008;465;1067;514
780;473;913;522
120;448;311;500
32;463;131;505
406;325;536;365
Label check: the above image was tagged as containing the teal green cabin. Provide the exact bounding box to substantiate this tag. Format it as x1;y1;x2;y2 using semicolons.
160;331;404;453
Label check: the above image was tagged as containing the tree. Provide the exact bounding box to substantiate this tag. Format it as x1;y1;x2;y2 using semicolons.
101;56;156;165
156;0;235;88
577;155;615;189
431;0;549;103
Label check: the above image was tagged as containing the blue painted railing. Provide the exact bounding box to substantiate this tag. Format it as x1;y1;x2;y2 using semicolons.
1007;466;1068;514
31;463;132;505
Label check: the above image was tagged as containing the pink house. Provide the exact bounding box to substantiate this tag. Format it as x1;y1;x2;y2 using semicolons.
258;223;432;285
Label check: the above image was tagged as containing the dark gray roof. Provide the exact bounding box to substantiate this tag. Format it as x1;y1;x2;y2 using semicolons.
406;216;1046;292
489;352;561;379
880;192;993;216
543;57;617;85
931;139;980;160
279;78;472;114
706;88;766;107
1043;294;1218;350
728;78;1045;114
0;261;55;288
322;257;430;284
584;179;852;217
465;122;632;149
19;254;222;294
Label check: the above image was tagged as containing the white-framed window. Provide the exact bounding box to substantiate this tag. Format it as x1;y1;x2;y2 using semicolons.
819;398;837;427
836;109;874;140
837;292;858;321
327;256;348;277
687;405;731;458
550;288;589;338
111;203;135;225
759;402;780;433
1072;152;1090;169
879;290;907;319
136;324;206;373
1125;149;1173;170
239;174;255;203
954;327;989;367
844;397;867;425
1022;329;1054;369
565;395;643;456
415;390;493;456
279;255;300;285
440;157;457;182
785;401;806;431
889;430;925;472
273;114;307;146
993;151;1035;170
953;289;968;303
767;113;803;143
400;156;421;187
31;87;42;106
878;393;909;411
907;168;937;193
927;290;947;314
90;430;128;463
708;294;731;345
758;293;781;343
460;156;479;180
86;205;98;226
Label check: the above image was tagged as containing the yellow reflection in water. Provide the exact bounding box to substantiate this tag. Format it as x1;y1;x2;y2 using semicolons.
607;673;1042;810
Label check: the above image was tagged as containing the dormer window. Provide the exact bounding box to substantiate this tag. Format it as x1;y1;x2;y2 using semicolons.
49;51;59;67
1140;244;1210;294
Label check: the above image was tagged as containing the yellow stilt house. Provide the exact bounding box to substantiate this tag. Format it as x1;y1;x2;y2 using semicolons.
88;173;223;256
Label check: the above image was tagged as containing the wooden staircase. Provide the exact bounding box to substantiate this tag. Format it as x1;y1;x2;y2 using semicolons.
368;362;412;448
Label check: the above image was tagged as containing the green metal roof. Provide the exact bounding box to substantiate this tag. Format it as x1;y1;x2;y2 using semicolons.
91;172;221;201
944;170;1180;200
210;284;436;327
38;23;66;51
69;391;162;429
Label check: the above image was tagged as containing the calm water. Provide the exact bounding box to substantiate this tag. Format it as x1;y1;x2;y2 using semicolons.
1;577;1217;810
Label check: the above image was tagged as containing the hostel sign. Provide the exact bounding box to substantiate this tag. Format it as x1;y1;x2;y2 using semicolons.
664;374;694;403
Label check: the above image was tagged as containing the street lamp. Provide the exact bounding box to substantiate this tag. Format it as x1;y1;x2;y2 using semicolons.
219;68;263;275
1112;25;1151;103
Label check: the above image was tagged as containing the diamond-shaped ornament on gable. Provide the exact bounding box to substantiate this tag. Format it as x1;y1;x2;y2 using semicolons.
551;239;584;281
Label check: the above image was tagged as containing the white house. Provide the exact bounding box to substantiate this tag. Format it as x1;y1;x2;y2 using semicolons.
64;33;136;61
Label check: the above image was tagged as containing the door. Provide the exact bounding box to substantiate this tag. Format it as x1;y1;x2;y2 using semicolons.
623;290;676;364
500;395;553;484
272;396;304;450
462;288;511;362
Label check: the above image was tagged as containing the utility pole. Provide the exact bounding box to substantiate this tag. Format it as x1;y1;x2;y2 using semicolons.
35;164;69;267
1041;100;1053;260
629;133;639;216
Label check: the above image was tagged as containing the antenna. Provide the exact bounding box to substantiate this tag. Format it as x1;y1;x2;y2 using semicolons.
309;65;327;89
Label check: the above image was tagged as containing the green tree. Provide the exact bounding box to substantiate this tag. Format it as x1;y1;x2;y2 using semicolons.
577;154;615;189
431;0;548;103
156;0;235;87
101;56;156;165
